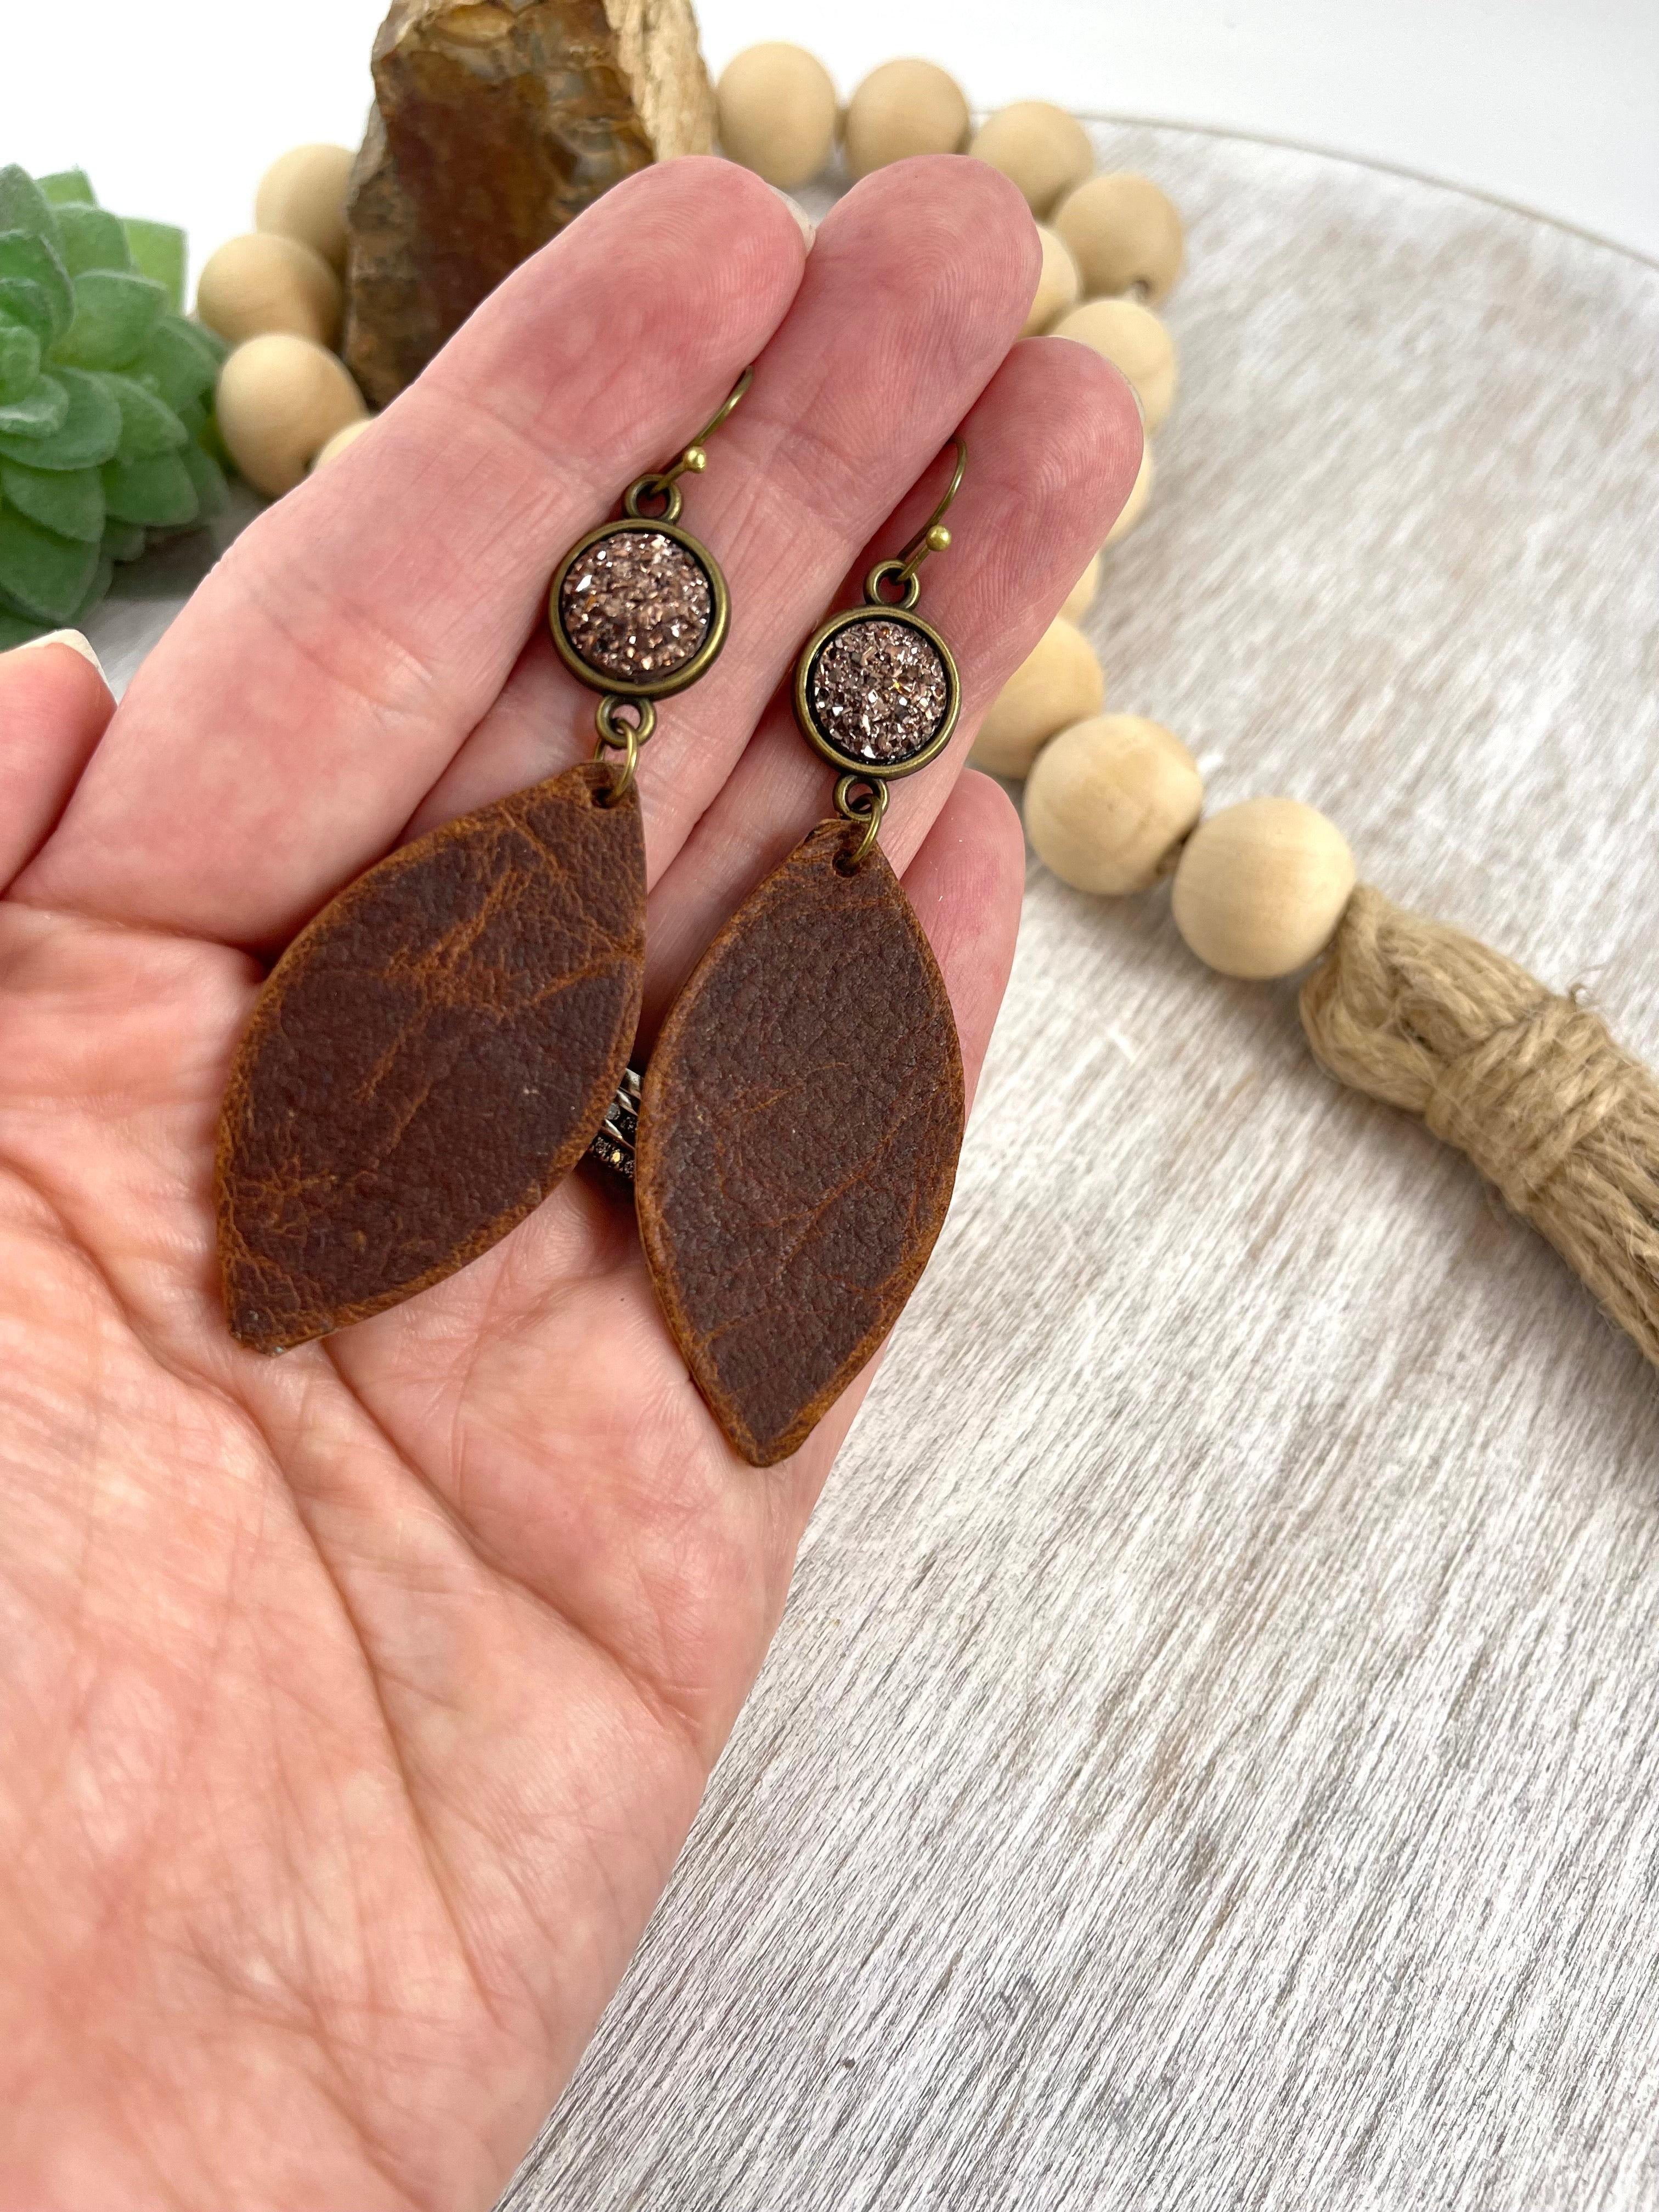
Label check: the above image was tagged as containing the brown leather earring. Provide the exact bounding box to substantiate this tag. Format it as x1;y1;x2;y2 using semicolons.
216;369;753;1353
634;442;969;1466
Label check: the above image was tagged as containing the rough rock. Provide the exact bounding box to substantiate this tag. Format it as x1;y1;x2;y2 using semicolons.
344;0;715;408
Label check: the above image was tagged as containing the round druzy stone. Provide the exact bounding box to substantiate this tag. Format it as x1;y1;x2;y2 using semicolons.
810;616;950;766
560;528;713;682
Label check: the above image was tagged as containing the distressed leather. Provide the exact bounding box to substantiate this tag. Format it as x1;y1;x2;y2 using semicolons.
218;761;644;1352
637;822;964;1467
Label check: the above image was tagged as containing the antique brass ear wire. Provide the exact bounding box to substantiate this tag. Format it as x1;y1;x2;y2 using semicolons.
792;439;967;867
549;365;754;801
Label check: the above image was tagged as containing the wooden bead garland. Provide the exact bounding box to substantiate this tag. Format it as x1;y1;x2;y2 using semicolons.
716;43;838;188
998;178;1659;1370
310;417;374;472
971;616;1104;780
216;335;367;497
1026;716;1201;895
197;146;375;496
1054;171;1185;301
1105;441;1155;543
1053;297;1179;431
1059;552;1099;624
254;144;357;273
970;100;1095;216
843;60;971;178
197;232;343;350
1171;799;1356;979
1024;224;1082;337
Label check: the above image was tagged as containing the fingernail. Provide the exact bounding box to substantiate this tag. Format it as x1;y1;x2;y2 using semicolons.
771;187;816;249
13;629;109;682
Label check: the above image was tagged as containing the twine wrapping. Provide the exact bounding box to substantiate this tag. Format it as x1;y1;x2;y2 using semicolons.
1299;885;1659;1366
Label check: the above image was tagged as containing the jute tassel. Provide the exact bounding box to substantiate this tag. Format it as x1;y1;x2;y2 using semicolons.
1300;885;1659;1365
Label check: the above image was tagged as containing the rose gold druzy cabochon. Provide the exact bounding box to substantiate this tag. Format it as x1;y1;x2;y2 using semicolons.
560;529;713;683
809;618;950;766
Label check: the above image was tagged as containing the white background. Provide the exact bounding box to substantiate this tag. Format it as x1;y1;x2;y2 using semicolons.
8;0;1657;281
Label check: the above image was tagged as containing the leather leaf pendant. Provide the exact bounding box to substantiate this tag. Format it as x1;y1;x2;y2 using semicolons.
637;822;964;1467
218;762;644;1353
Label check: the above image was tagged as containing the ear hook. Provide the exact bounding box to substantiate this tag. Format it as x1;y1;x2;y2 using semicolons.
894;437;968;586
659;365;757;488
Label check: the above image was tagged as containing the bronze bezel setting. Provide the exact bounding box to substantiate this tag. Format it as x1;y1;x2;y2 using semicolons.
794;602;961;782
549;517;731;703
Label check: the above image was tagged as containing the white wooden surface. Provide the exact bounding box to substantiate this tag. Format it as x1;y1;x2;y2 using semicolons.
82;119;1659;2212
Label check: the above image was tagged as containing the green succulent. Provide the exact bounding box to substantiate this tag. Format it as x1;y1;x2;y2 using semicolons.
0;164;230;648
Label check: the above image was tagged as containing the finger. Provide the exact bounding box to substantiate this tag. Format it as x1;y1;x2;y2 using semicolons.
0;635;115;892
16;159;808;944
403;157;1042;864
640;331;1140;1033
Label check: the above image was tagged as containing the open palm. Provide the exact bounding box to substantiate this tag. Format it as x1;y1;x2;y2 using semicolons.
0;157;1138;2209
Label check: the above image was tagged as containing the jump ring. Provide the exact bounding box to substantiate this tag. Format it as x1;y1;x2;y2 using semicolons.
594;696;656;803
623;474;685;524
832;773;889;869
864;558;922;611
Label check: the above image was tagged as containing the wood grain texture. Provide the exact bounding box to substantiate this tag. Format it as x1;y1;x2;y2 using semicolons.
80;118;1659;2212
498;127;1659;2210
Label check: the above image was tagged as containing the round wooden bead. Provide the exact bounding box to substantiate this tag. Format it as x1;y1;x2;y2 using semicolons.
255;144;357;273
970;617;1104;780
1052;297;1178;431
1059;551;1099;623
217;334;367;498
1054;171;1185;302
843;59;970;179
716;43;838;188
309;416;374;472
1026;715;1203;894
1105;438;1155;544
970;100;1094;216
196;232;343;349
1023;223;1081;337
1171;798;1356;979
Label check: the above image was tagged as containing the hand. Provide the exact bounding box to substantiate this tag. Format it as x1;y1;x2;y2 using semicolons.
0;157;1138;2210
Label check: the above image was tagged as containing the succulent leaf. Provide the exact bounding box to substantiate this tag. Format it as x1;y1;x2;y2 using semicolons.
74;550;115;620
101;450;199;528
0;602;42;648
51;269;167;370
104;372;188;461
56;202;132;276
179;441;229;523
0;277;54;347
0;167;64;256
102;517;146;563
0;229;72;341
129;315;219;411
0;367;122;470
122;219;186;314
37;170;97;209
0;318;41;404
0;370;69;439
0;504;100;624
0;458;104;541
0;172;227;637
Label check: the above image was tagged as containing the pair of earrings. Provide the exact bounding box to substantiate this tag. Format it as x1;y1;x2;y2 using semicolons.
217;369;966;1466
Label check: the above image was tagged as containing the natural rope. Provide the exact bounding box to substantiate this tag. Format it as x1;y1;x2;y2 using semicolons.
1300;885;1659;1366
